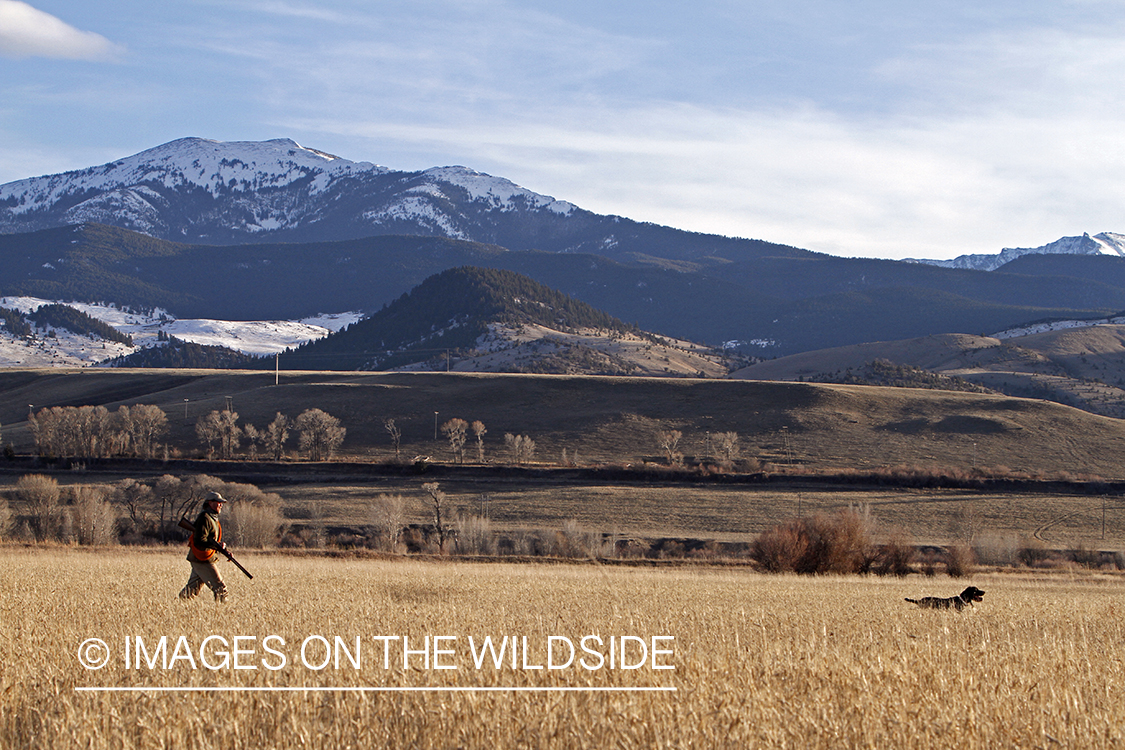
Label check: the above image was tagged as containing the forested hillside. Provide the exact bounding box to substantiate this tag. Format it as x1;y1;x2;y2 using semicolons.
276;267;638;370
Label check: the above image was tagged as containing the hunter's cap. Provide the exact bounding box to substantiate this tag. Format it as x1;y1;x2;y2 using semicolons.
205;491;227;503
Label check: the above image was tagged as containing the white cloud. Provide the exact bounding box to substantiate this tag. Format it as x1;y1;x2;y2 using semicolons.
0;1;120;60
288;88;1125;261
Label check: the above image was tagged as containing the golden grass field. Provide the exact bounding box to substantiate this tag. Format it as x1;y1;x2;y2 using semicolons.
3;548;1124;749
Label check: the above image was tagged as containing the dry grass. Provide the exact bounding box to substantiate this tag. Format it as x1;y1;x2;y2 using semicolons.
3;548;1125;748
261;481;1125;549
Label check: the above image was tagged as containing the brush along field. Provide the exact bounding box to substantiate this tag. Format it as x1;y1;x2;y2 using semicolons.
3;548;1124;749
273;479;1125;548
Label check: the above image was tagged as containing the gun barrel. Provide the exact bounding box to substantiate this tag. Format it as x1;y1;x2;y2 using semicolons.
222;549;255;579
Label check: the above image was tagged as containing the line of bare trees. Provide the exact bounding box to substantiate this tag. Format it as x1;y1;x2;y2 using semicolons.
196;408;344;461
438;418;488;464
1;472;286;547
656;428;742;469
26;402;347;463
29;404;168;460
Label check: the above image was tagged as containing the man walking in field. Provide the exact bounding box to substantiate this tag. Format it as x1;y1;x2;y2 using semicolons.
179;491;230;603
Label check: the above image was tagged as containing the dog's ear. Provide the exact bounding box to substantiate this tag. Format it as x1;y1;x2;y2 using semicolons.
961;586;976;599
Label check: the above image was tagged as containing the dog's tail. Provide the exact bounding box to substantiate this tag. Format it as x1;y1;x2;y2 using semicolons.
904;597;919;604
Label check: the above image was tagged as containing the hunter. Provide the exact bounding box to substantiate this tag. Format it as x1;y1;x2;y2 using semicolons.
179;491;230;603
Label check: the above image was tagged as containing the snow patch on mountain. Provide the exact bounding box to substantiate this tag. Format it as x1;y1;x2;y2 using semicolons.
0;297;363;367
422;167;577;215
364;196;467;239
992;314;1125;340
908;232;1125;272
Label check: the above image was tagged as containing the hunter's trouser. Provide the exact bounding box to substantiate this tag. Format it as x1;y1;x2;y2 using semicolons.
179;553;228;602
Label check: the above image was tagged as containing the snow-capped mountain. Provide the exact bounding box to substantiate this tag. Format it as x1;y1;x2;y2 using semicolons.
0;137;801;263
0;137;580;246
908;232;1125;272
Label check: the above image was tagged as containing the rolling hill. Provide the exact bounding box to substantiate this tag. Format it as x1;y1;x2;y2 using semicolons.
272;266;731;376
732;323;1125;418
2;369;1125;480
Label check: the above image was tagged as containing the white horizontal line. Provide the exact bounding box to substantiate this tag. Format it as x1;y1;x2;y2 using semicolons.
77;686;676;693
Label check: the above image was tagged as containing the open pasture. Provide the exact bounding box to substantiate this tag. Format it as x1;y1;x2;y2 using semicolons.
270;478;1125;549
4;369;1125;479
3;548;1124;748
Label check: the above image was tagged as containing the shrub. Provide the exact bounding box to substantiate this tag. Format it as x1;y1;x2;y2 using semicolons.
369;494;407;552
973;534;1020;567
873;531;915;577
1017;537;1052;567
0;496;11;540
70;485;117;546
1069;544;1102;569
454;514;496;556
944;544;976;578
17;474;61;542
752;519;809;573
753;507;876;575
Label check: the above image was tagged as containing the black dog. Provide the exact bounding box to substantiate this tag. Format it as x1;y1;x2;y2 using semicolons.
905;586;985;611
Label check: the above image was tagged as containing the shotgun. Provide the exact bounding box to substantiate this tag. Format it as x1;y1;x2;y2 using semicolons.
178;517;254;579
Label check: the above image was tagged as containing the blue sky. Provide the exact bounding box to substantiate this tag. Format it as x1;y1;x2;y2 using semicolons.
1;1;1123;259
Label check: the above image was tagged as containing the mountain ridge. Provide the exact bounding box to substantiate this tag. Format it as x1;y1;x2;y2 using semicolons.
0;137;808;265
908;231;1125;272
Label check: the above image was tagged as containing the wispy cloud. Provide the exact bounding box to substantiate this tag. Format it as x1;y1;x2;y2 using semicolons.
0;1;121;61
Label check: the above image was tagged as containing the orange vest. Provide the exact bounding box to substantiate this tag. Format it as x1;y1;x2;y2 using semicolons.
189;514;222;562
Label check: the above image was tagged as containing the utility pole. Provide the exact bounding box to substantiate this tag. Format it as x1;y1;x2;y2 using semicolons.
434;411;439;441
275;352;279;386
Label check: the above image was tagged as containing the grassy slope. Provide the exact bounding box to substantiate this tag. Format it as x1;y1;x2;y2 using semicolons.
2;368;1124;480
732;326;1125;418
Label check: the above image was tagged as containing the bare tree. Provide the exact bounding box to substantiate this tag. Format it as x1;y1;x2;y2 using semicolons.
441;418;468;464
369;493;407;551
224;499;286;548
295;408;345;461
196;410;241;459
0;494;12;540
471;420;487;463
305;500;327;549
195;412;221;458
715;431;740;468
455;513;496;555
112;477;153;538
243;423;261;460
217;410;242;459
383;418;401;459
504;433;536;465
152;474;209;543
264;412;289;461
657;429;683;466
28;405;115;459
70;485;117;545
124;404;168;459
421;482;450;552
17;473;61;542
